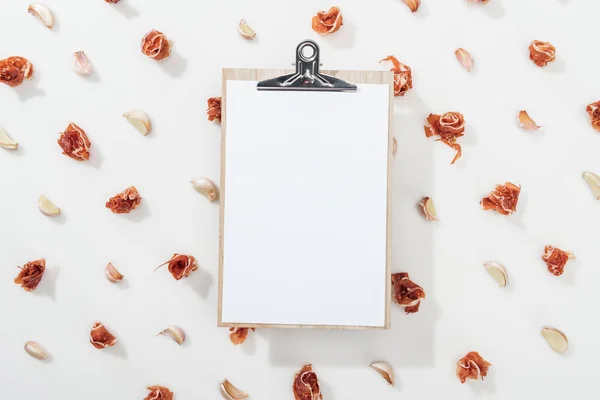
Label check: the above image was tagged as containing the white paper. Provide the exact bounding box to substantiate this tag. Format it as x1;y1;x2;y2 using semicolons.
221;80;390;327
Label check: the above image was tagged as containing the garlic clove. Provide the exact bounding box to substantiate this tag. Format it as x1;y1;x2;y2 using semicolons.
123;110;151;136
238;19;256;39
0;127;18;150
455;48;474;72
417;197;438;221
369;361;395;386
517;110;541;130
220;379;249;400
582;171;600;200
191;178;219;202
541;326;568;354
28;4;54;29
72;51;92;75
484;261;508;287
38;195;61;217
156;326;185;345
392;137;397;157
105;262;123;283
402;0;420;12
24;341;49;360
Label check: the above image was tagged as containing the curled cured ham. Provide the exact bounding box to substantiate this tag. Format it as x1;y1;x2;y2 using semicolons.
456;351;492;383
293;364;323;400
529;40;556;67
481;182;521;215
229;327;255;345
105;186;142;214
144;386;173;400
391;272;426;314
89;322;118;349
207;97;222;122
0;56;33;87
424;112;465;164
141;30;171;61
380;56;412;97
58;122;91;161
311;6;343;35
586;101;600;132
542;245;575;276
14;259;45;292
156;253;198;280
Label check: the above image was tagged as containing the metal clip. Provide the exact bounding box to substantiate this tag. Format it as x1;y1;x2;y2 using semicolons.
257;40;357;92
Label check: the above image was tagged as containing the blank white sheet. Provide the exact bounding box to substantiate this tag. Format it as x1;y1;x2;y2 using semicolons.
221;80;390;327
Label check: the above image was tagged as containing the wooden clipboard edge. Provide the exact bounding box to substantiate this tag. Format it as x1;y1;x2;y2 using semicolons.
218;68;394;330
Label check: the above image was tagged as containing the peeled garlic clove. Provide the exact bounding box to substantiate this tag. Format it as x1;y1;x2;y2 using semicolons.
0;127;18;150
541;326;568;354
455;48;474;72
220;379;249;400
402;0;420;12
24;341;49;360
72;51;92;75
582;171;600;200
38;195;61;217
238;19;256;39
369;361;395;386
105;262;123;283
191;178;219;202
517;110;541;130
28;4;54;29
123;110;152;136
392;137;397;158
417;197;438;221
484;261;508;287
156;326;185;345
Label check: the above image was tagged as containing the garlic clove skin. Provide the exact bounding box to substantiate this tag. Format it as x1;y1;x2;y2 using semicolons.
455;48;474;72
517;110;541;130
484;261;508;287
123;110;152;136
220;379;249;400
28;4;54;29
38;195;61;217
582;171;600;200
73;51;93;75
24;341;49;360
156;326;185;345
238;19;256;39
541;326;568;354
0;127;18;150
402;0;420;12
369;361;395;386
105;262;123;283
191;178;219;202
417;197;438;221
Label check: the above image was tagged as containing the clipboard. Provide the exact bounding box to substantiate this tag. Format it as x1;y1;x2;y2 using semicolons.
218;40;394;330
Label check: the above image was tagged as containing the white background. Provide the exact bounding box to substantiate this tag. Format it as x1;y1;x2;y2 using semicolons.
0;0;599;399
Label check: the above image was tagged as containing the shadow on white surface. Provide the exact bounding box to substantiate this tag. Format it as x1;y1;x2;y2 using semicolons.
481;1;506;19
159;51;188;78
111;1;140;19
242;332;257;356
49;212;67;225
15;80;45;102
188;267;213;299
267;91;438;367
324;20;356;49
506;191;527;230
467;370;498;395
87;145;104;169
558;260;577;286
121;200;151;222
546;57;567;74
35;266;59;302
414;2;430;19
104;342;128;359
